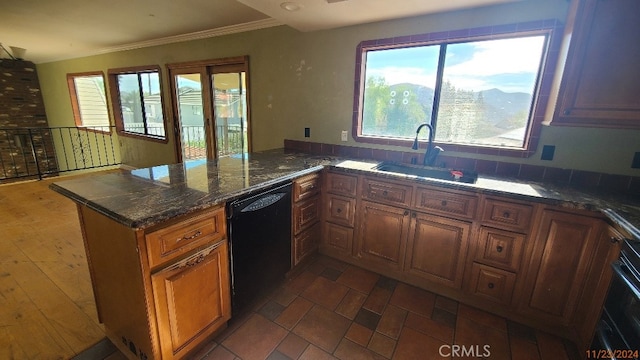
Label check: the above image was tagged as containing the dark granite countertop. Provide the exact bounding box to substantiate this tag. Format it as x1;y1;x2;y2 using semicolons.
50;149;640;241
49;150;335;229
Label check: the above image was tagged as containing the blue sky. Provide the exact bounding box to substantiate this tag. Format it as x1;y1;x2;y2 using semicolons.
366;35;546;93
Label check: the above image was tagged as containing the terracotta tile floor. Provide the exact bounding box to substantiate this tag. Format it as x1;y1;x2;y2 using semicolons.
188;255;580;360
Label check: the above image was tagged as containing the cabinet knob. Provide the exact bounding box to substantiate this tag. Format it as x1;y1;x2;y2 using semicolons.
563;109;571;115
610;236;621;243
488;283;495;289
441;200;447;207
503;211;510;219
411;212;416;218
382;190;388;196
404;210;409;216
336;208;342;213
496;245;503;253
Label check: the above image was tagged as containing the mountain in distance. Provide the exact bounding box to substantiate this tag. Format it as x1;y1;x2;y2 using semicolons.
388;83;532;128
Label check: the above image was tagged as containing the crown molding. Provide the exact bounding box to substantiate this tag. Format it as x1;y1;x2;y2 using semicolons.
95;18;284;55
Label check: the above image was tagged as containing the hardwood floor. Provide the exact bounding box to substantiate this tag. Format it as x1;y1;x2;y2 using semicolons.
0;176;107;359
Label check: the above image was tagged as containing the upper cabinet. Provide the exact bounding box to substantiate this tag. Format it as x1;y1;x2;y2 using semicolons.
553;0;640;128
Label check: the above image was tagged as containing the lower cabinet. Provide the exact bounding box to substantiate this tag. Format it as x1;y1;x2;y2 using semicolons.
319;170;622;352
466;263;516;305
519;209;602;325
405;212;471;289
152;240;231;359
357;200;410;270
78;205;231;360
293;223;321;266
292;173;322;268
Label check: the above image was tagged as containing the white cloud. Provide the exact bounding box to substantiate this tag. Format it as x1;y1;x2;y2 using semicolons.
446;37;545;77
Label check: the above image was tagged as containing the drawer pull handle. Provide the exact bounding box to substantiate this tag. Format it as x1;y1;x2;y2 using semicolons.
186;254;206;267
496;245;503;253
503;211;510;219
180;230;202;242
441;200;447;207
488;283;495;289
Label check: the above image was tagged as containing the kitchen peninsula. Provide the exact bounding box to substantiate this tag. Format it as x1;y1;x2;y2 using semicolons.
50;149;640;359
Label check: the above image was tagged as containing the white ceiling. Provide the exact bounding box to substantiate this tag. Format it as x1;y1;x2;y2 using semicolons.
0;0;518;64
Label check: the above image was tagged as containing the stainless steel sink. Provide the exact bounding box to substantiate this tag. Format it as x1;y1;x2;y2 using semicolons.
373;162;478;184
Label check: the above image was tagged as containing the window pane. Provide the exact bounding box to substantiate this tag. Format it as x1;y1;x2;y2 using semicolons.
140;72;165;137
117;73;144;134
362;46;439;138
436;36;546;148
115;70;165;138
72;75;110;128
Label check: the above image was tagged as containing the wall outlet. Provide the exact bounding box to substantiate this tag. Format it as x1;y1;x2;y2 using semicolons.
341;130;348;142
632;152;640;169
541;145;555;161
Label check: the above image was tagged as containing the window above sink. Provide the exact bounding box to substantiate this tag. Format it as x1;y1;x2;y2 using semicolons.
351;20;564;158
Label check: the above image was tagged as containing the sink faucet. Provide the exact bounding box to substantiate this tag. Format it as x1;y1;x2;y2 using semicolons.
412;123;444;167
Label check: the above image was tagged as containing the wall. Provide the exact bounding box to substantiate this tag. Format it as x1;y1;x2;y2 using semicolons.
36;0;640;178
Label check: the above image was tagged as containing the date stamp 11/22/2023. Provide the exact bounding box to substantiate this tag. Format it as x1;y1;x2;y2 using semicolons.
586;349;639;359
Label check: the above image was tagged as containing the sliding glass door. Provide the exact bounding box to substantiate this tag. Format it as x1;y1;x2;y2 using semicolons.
168;57;250;162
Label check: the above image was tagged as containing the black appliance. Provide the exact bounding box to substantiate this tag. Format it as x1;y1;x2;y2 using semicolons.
591;239;640;359
226;182;292;316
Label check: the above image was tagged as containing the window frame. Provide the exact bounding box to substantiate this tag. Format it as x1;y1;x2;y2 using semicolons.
108;65;168;143
352;20;564;158
67;71;112;133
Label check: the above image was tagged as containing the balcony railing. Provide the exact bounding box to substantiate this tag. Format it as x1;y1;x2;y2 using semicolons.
0;123;245;183
181;124;245;160
0;126;120;183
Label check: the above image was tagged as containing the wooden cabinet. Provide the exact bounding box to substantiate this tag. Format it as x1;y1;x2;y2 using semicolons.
519;209;603;325
292;173;321;267
405;211;471;289
467;263;516;305
573;225;624;352
357;200;410;270
152;241;230;359
465;198;535;306
321;171;358;256
318;168;620;349
78;205;231;360
553;0;640;128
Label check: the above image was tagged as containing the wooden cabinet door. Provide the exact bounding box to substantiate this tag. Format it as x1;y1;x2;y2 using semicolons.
520;210;601;325
554;0;640;128
405;212;471;289
357;201;410;270
152;241;231;359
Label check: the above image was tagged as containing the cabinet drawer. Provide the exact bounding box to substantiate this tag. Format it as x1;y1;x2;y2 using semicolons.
322;222;353;254
146;207;226;268
362;177;412;207
468;263;516;305
325;194;356;227
414;187;478;219
481;198;533;232
293;223;320;266
293;196;320;235
475;226;525;272
325;172;358;197
293;173;321;202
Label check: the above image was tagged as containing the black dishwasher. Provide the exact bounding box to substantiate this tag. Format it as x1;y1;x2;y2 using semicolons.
227;182;292;316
